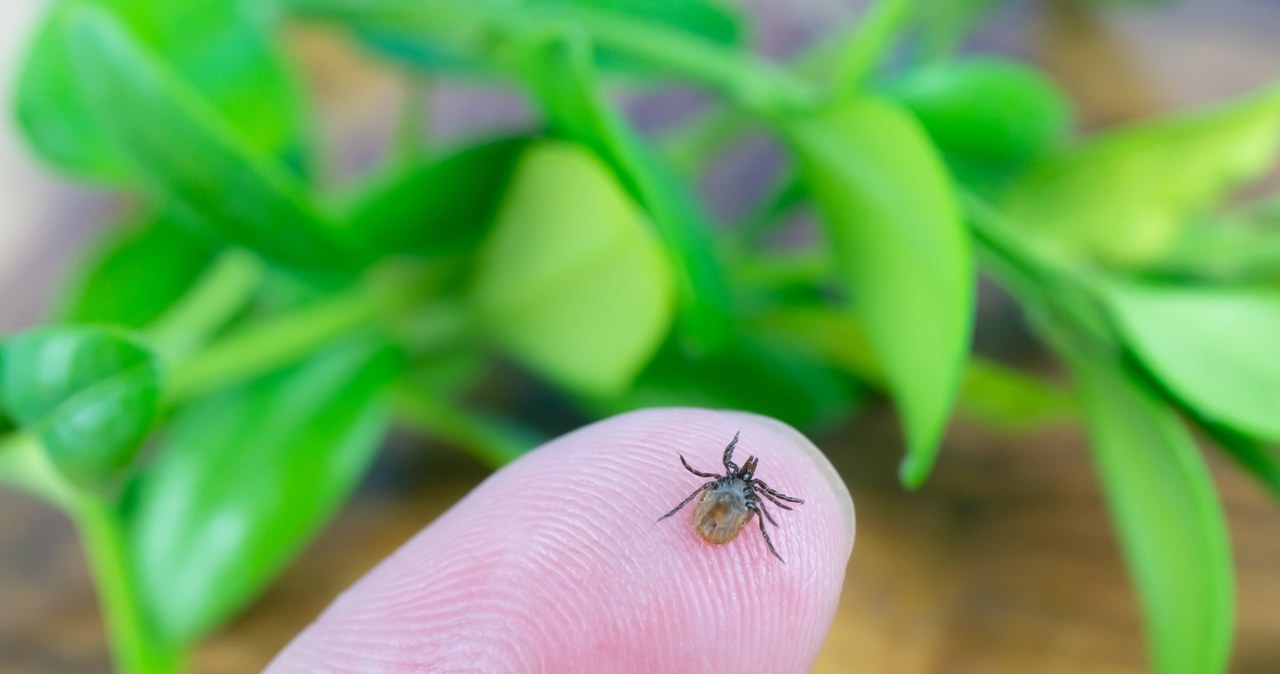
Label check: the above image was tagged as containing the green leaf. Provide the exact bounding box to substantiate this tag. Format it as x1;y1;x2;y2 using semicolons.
784;97;974;487
65;6;349;270
882;58;1072;166
307;5;739;347
1072;354;1233;674
127;335;400;644
15;0;305;180
0;328;159;486
472;141;676;397
14;2;125;178
521;36;735;350
1107;282;1280;442
58;217;217;328
339;137;528;261
1002;85;1280;266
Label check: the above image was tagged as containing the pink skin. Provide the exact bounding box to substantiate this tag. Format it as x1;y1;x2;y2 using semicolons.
267;408;856;673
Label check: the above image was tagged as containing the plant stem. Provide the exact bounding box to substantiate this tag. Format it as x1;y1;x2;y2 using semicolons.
74;496;182;674
162;262;461;402
960;191;1116;351
164;285;385;402
828;0;913;96
391;386;538;468
293;0;818;117
542;6;817;115
658;107;755;177
393;298;473;358
0;435;180;673
147;250;265;364
0;432;76;510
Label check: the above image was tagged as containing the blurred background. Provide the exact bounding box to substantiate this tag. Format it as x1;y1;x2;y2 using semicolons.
3;0;1280;672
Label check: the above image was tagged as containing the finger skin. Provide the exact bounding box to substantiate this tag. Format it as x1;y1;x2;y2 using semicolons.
267;408;856;674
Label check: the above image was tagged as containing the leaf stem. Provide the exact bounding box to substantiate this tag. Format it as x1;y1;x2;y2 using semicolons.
827;0;913;96
658;107;755;177
541;6;817;116
74;496;182;674
0;432;77;510
390;385;539;468
960;190;1114;346
162;263;462;402
291;0;818;117
0;434;180;673
147;250;265;364
164;285;385;402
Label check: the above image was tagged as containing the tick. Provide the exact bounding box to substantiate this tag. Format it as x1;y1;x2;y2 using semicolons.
657;431;804;563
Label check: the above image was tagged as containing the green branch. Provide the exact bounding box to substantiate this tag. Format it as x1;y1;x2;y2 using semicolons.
541;6;817;115
391;385;539;468
74;497;182;674
0;432;76;510
828;0;913;96
290;0;818;118
147;250;265;363
0;434;180;673
164;286;386;402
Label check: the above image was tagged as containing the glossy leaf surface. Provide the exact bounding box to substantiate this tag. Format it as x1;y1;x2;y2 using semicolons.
15;0;304;179
1108;282;1280;442
340;138;527;262
59;218;216;328
0;328;159;486
67;7;348;270
128;335;400;644
884;58;1072;165
786;97;974;487
521;36;735;349
1073;355;1234;674
472;142;676;397
1003;85;1280;266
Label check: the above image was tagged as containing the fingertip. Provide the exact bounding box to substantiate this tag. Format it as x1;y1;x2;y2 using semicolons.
269;408;855;674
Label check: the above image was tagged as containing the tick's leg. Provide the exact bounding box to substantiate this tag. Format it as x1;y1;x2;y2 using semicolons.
657;483;712;522
754;484;794;510
753;479;805;504
755;499;779;526
722;430;741;473
679;454;719;478
755;508;785;563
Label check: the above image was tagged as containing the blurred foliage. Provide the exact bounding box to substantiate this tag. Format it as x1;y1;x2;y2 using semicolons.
0;0;1276;673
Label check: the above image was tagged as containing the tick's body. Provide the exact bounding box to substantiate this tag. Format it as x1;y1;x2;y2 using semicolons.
692;477;753;544
657;432;804;562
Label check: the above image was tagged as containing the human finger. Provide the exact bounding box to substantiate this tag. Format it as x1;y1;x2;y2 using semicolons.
267;407;856;673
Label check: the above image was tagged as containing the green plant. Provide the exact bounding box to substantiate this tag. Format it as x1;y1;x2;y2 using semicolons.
1;0;1277;672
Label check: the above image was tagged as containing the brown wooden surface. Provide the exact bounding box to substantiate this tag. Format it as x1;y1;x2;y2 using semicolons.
3;1;1280;672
